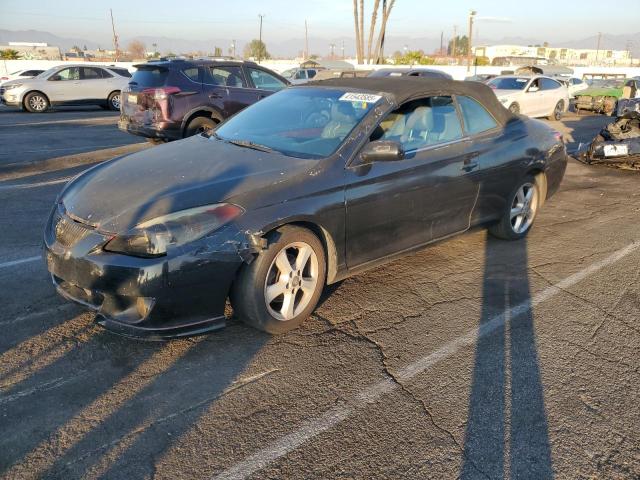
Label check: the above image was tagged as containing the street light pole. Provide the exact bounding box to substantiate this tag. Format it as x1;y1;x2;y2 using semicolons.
467;10;476;72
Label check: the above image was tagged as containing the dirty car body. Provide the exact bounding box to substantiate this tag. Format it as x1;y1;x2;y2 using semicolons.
44;77;567;338
584;98;640;168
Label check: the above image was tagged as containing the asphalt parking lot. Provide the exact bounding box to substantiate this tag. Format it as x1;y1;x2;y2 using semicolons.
0;108;638;479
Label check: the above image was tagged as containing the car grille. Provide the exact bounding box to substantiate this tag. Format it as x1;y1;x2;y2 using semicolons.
54;214;92;248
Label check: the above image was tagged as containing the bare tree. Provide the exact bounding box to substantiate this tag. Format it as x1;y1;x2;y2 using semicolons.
359;0;365;63
373;0;396;63
353;0;362;63
366;0;381;63
127;40;146;59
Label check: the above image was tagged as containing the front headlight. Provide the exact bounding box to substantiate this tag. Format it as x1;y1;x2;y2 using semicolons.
104;203;244;257
4;83;23;90
499;98;509;104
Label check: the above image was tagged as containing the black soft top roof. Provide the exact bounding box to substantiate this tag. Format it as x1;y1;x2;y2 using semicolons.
305;77;515;126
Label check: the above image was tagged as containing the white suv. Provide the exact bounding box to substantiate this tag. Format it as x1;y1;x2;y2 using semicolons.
0;64;131;112
487;75;570;120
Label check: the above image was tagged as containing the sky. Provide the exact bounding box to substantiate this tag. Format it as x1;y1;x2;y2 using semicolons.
2;0;639;45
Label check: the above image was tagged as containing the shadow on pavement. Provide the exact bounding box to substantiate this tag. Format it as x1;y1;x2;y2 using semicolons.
461;235;554;479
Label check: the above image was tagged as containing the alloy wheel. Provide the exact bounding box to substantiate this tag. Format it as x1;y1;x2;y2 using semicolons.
264;242;319;321
510;183;538;234
554;101;563;120
29;95;47;111
111;94;120;110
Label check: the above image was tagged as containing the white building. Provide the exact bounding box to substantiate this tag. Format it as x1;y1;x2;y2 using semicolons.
0;42;62;60
473;44;632;66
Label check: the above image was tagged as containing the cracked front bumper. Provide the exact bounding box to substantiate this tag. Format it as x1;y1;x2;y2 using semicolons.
44;209;245;339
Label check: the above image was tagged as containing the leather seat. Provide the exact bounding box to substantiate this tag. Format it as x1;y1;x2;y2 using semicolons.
321;102;357;139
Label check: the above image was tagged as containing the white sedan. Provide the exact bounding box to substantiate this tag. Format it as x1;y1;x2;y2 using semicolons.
0;68;45;86
488;75;570;120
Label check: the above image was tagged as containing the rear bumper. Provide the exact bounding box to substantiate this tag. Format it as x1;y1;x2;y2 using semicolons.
118;118;182;141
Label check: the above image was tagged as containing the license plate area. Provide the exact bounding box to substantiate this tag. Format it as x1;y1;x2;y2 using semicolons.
603;144;629;157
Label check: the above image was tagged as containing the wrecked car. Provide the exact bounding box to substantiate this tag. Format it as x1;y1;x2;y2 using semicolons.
582;98;640;168
44;77;567;338
574;78;639;115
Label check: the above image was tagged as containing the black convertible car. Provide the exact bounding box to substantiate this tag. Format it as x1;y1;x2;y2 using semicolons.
44;77;567;338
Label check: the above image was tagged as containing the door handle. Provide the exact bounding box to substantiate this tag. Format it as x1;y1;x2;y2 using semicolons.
208;93;221;99
462;153;480;172
462;162;479;172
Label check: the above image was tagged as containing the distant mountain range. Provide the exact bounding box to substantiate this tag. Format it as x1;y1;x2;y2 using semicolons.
1;29;638;58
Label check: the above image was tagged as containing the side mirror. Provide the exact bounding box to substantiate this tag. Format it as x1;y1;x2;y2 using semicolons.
360;140;404;163
528;86;539;92
49;74;61;81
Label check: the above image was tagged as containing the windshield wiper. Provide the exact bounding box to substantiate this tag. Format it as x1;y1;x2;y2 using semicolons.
227;139;275;153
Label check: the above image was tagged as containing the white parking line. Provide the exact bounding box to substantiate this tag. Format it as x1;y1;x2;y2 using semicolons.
213;241;640;480
0;176;72;191
0;256;41;269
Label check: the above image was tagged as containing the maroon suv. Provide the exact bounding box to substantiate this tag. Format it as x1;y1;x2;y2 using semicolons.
118;59;289;142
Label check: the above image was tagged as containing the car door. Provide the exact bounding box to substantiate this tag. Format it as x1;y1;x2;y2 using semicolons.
455;95;516;226
80;67;109;101
344;95;480;268
539;77;564;113
203;65;254;117
522;78;544;117
245;67;288;100
45;67;81;103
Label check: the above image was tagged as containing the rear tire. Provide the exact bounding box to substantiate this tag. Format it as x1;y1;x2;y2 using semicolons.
146;138;166;145
508;102;520;114
24;92;49;113
230;226;326;334
184;116;218;138
489;174;541;240
548;100;564;121
107;91;121;111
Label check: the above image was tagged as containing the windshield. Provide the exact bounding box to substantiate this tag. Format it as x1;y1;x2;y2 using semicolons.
488;77;530;90
587;79;625;88
215;88;380;159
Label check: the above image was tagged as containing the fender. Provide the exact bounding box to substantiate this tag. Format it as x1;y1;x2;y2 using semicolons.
180;106;224;135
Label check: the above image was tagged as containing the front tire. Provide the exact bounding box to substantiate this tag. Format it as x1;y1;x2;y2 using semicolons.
548;100;564;121
231;226;326;334
489;175;540;240
508;102;520;114
24;92;49;113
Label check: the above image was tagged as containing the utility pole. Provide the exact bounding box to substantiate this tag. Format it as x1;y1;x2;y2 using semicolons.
110;9;120;61
595;31;602;65
452;25;457;59
329;43;336;60
341;39;345;60
466;10;476;72
304;19;309;60
440;31;443;56
230;39;236;58
258;14;265;63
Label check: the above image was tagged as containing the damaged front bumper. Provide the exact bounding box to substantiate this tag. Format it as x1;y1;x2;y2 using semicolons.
581;99;640;169
43;209;262;339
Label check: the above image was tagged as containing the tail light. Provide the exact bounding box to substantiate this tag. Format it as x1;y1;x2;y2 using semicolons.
0;77;8;81
553;131;564;143
142;86;181;101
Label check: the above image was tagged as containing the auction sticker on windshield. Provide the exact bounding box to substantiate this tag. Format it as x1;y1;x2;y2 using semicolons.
339;92;382;103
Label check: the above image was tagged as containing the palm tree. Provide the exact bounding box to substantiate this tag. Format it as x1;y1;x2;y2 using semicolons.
366;0;380;63
353;0;362;63
0;49;20;59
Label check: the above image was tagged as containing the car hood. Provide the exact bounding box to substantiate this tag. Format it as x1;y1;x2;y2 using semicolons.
576;87;623;97
61;135;316;233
